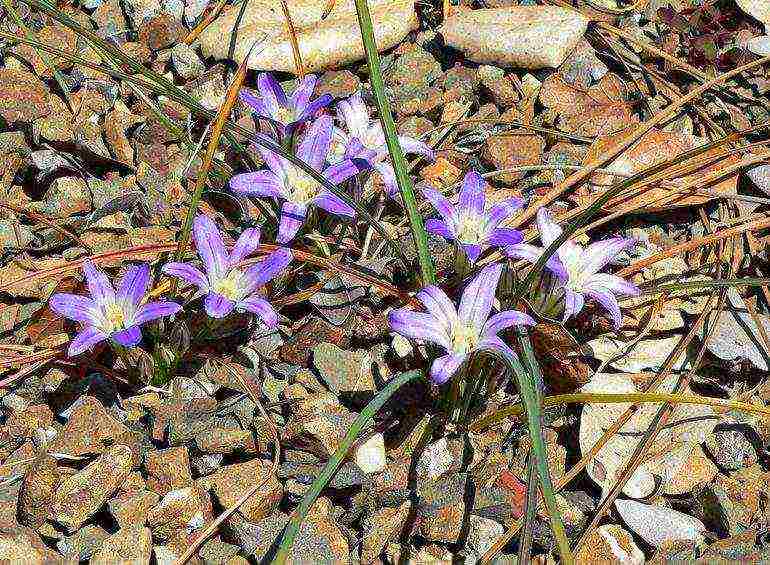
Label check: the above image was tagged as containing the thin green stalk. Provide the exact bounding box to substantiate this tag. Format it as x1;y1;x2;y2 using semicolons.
513;331;574;565
272;369;422;564
518;453;538;564
352;0;435;285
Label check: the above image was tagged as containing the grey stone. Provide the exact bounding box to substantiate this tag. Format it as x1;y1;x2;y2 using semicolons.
705;424;758;472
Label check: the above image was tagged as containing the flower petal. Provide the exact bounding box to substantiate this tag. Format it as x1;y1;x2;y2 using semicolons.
422;186;456;222
478;335;517;361
584;273;640;297
133;301;181;325
483;310;535;336
505;244;567;280
374;161;398;198
204;292;235;319
238;296;279;328
462;243;483;265
117;263;150;309
563;289;585;321
397;135;434;160
243;248;293;291
50;293;99;324
458;263;503;331
582;237;635;277
230;171;284;198
486;228;523;247
83;260;115;305
430;353;465;385
487;198;524;227
193;214;228;279
458;171;485;216
535;207;563;248
68;326;107;357
388;309;451;350
111;325;142;347
240;88;268;117
586;288;623;329
162;262;208;291
229;227;261;268
277;201;307;243
298;93;332;122
337;92;370;138
425;219;454;240
289;74;317;112
416;286;458;332
324;159;365;185
313;191;355;218
298;115;332;170
257;72;286;114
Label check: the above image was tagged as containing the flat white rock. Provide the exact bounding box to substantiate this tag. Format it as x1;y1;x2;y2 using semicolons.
615;499;706;548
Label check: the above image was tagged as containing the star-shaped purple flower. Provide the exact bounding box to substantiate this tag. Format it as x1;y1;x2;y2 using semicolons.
330;92;434;198
50;261;181;357
230;115;361;243
422;171;525;264
163;215;292;323
388;263;535;384
506;208;640;328
240;73;332;137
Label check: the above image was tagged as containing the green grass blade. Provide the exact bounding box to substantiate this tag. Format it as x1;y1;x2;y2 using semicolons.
518;453;538;563
352;0;435;285
272;369;422;564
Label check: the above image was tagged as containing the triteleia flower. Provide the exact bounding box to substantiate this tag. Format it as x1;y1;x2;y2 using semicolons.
163;215;292;323
240;73;332;137
50;261;181;357
422;171;525;264
388;263;534;384
230;115;361;243
506;208;640;328
331;92;434;198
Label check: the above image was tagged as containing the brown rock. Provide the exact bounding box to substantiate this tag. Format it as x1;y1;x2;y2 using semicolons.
146;485;212;541
481;130;545;185
203;459;282;523
575;524;644;564
5;404;53;438
92;525;152;565
18;455;60;529
0;524;62;562
361;501;411;563
144;447;193;495
108;490;160;528
15;25;77;76
0;69;51;123
194;427;256;454
51;444;133;533
138;13;185;50
48;396;127;457
283;393;357;458
316;70;362;99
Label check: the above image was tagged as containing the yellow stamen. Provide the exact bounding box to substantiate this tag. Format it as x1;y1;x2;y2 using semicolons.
104;303;125;330
455;214;486;245
451;322;480;355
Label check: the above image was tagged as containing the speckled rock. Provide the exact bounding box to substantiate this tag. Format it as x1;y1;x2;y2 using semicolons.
705;424;758;472
0;69;52;123
48;396;127;457
416;472;467;543
92;526;152;565
194;427;256;454
51;444;133;533
312;342;376;395
283;393;357;458
317;70;362;99
361;501;411;563
201;458;282;523
481;131;545;185
18;455;59;529
146;485;212;541
0;524;62;562
144;446;193;495
575;524;644;564
56;524;110;561
108;489;160;527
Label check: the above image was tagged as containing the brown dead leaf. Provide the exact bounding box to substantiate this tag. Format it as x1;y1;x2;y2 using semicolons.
530;322;591;393
539;72;639;137
27;278;78;344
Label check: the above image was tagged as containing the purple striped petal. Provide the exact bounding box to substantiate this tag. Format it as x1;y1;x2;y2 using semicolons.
563;289;585;321
240;88;268;117
117;263;150;309
243;248;293;291
68;326;107;357
585;273;640;297
582;238;635;277
505;244;567;280
397;135;434;160
277;201;307;243
230;171;284;198
430;353;465;385
535;207;563;248
254;135;290;178
83;260;115;305
50;293;99;324
204;292;235;319
133;301;181;325
337;93;369;138
458;171;485;216
483;310;535;336
257;72;286;114
374;161;398;198
425;219;455;240
229;227;261;267
487;199;524;227
388;309;452;350
162;262;208;291
298;115;332;170
289;74;317;112
486;228;523;247
416;286;458;331
462;243;483;265
324;159;365;185
478;335;516;362
458;263;503;331
422;187;456;223
238;296;278;328
587;288;623;329
111;325;142;347
313;191;355;218
193;215;228;278
298;94;332;122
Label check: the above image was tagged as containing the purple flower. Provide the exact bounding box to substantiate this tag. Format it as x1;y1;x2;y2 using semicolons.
230;115;361;243
422;171;524;264
331;92;434;198
388;263;534;384
240;73;332;137
506;208;640;328
50;261;181;357
162;215;292;323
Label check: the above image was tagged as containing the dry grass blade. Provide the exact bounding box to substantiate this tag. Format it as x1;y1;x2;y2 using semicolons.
183;0;228;44
279;0;306;77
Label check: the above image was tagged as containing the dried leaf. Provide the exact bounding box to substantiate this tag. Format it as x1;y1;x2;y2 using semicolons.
441;6;588;70
199;0;418;72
